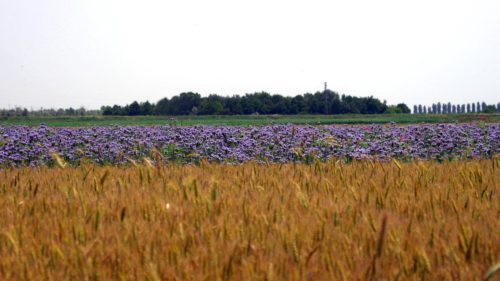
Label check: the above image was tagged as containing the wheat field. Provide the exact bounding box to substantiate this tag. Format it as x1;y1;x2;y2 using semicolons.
0;159;499;280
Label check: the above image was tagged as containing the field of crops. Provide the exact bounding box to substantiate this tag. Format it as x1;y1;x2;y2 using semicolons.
1;113;499;127
0;160;499;280
1;122;499;280
1;123;499;167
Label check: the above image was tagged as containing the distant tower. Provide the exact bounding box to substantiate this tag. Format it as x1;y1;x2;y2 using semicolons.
324;82;328;91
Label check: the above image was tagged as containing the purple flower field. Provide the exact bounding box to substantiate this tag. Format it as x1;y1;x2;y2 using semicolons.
0;124;499;166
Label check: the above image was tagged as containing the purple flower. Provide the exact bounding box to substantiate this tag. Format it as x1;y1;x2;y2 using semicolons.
0;123;498;167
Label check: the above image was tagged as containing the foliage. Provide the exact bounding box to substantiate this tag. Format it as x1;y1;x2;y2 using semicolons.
0;107;97;117
384;103;411;114
415;101;500;114
101;91;391;116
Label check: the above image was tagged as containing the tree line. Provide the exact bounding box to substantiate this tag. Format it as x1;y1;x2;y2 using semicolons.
0;107;99;117
5;92;498;118
413;102;500;114
101;91;412;116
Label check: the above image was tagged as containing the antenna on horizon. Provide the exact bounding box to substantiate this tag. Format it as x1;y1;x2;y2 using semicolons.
324;82;329;114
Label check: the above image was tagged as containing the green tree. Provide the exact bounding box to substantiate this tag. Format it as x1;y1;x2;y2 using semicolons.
199;95;225;115
396;103;411;113
128;101;141;116
483;104;496;113
140;101;154;115
171;92;201;115
155;98;171;115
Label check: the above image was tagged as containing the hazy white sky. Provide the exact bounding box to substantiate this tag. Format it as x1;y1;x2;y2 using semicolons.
1;0;499;109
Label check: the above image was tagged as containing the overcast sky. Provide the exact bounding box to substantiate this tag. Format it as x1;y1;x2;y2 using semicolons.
1;0;499;109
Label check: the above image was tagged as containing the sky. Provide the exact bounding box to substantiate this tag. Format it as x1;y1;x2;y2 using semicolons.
1;0;499;110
